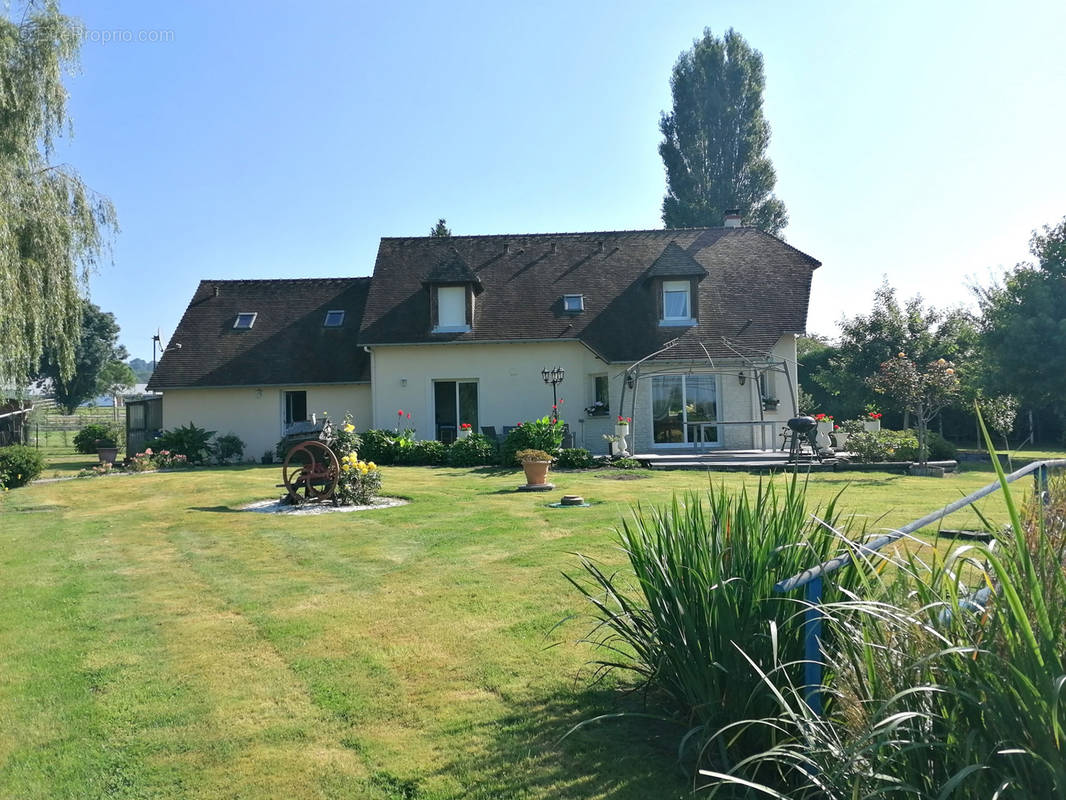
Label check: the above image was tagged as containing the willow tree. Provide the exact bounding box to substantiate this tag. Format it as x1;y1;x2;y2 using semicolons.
659;28;787;234
0;2;116;389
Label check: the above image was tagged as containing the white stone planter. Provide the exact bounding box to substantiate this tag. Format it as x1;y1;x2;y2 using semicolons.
832;431;849;450
863;419;881;433
457;428;471;440
816;420;834;436
614;424;630;456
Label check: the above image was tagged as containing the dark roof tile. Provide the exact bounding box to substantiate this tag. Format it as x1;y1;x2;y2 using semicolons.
148;278;371;389
359;228;818;362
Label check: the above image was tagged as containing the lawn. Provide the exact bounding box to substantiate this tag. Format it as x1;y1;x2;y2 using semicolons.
0;462;1041;799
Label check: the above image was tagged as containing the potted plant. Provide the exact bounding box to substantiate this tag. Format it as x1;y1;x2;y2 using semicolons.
602;433;623;457
813;413;834;435
762;397;780;412
95;437;119;465
614;415;632;455
863;410;883;433
516;448;553;486
831;424;848;450
458;422;472;440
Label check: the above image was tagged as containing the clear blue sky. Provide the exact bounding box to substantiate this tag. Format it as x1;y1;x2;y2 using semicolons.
51;0;1066;361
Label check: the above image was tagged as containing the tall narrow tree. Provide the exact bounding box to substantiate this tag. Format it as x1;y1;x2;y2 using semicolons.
0;2;116;389
429;219;451;237
659;29;787;234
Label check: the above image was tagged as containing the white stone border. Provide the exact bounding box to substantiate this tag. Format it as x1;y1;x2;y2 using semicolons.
240;497;408;515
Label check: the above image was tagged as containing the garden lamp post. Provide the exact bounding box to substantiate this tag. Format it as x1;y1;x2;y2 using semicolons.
541;366;565;422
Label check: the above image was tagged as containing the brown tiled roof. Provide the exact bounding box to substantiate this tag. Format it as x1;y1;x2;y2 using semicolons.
423;249;483;290
148;278;371;389
359;228;820;362
644;241;709;279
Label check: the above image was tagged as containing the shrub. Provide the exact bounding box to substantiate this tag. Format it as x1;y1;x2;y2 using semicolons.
212;433;245;464
500;416;564;465
73;422;123;454
515;448;552;463
358;429;399;465
566;477;864;762
608;457;641;470
926;430;958;461
149;422;215;464
126;448;189;472
335;428;382;505
446;434;494;467
556;448;595;469
397;438;448;465
704;424;1066;798
846;428;918;462
0;445;45;488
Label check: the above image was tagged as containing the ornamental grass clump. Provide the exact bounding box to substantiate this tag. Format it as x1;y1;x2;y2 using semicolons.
566;475;867;761
702;414;1066;798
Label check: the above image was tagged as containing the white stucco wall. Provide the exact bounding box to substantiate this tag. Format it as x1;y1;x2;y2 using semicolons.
160;383;372;461
368;334;799;456
369;341;617;451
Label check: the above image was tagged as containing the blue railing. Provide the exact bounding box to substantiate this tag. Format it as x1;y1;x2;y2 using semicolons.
774;458;1066;715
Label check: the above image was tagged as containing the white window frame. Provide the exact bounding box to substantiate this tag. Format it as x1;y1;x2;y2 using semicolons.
233;312;257;329
434;286;470;333
660;280;694;326
323;309;345;327
649;373;723;449
563;294;584;312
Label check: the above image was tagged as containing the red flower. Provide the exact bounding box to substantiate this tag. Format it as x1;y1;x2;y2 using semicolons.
397;409;403;417
552;405;557;410
407;412;412;419
517;422;523;427
460;423;471;430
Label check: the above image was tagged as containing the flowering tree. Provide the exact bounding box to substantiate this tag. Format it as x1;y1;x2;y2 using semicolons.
869;355;960;464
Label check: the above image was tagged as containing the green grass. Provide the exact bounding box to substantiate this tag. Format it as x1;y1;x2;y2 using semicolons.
0;462;1042;798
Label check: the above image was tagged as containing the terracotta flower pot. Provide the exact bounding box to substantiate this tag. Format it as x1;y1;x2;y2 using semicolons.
522;460;550;486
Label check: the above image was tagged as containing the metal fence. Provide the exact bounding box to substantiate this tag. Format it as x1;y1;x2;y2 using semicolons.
774;458;1066;715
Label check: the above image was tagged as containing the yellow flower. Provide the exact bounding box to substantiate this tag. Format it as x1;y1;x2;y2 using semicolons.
367;462;376;470
343;423;355;433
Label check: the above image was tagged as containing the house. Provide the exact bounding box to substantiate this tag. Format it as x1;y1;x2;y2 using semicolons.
147;278;372;460
149;224;819;457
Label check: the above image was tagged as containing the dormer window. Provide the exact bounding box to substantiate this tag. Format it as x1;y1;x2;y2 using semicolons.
563;294;584;312
323;310;345;327
434;285;470;332
233;312;257;329
661;280;692;323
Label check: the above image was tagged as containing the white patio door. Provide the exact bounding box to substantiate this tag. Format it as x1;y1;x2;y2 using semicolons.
651;374;720;447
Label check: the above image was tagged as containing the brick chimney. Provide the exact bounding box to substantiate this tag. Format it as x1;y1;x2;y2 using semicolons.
724;209;742;228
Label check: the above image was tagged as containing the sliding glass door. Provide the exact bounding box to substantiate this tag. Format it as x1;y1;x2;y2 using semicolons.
651;374;720;447
434;380;478;443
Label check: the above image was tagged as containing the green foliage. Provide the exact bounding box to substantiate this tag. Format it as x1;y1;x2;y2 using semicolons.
126;449;188;471
429;218;451;237
556;448;596;469
127;357;153;383
0;2;117;388
212;433;245;465
0;445;45;488
96;359;136;398
869;354;960;463
357;429;401;465
38;300;128;414
515;448;552;463
73;422;122;453
446;434;494;467
659;28;786;234
609;457;642;470
395;438;445;465
566;478;863;757
925;430;957;461
813;280;978;421
977;215;1066;413
336;449;382;506
149;422;215;465
704;421;1066;798
501;416;564;465
845;428;919;462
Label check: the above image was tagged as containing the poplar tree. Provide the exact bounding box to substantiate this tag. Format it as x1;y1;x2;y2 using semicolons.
659;28;787;234
0;2;116;388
